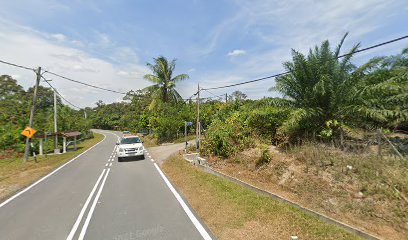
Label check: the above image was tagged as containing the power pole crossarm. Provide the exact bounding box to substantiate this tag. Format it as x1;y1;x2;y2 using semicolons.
24;67;41;162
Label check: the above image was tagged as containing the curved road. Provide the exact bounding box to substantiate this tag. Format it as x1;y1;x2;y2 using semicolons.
0;130;212;240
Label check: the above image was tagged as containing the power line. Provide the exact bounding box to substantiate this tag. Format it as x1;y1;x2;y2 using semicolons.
44;70;127;95
40;75;82;110
202;34;408;91
0;59;36;71
338;35;408;58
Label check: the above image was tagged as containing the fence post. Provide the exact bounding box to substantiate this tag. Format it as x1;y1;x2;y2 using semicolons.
377;129;382;159
63;137;67;153
39;138;43;155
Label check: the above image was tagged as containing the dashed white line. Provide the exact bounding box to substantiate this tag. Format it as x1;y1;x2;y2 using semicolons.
109;163;112;167
105;163;108;167
78;168;111;240
66;169;106;240
153;163;212;240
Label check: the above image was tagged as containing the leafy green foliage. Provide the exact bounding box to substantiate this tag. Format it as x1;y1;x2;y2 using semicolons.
271;34;408;137
0;75;92;152
202;111;255;158
256;147;272;167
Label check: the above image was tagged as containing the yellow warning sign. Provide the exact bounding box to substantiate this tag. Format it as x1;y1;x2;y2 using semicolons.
21;127;37;138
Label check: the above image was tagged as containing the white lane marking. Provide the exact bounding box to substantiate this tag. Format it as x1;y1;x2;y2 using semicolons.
105;163;108;167
0;132;107;209
153;163;212;240
150;159;154;162
66;169;106;240
78;168;111;240
109;163;112;167
148;156;152;159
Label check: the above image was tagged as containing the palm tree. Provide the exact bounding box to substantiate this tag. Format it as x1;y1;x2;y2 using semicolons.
269;33;407;136
143;56;189;108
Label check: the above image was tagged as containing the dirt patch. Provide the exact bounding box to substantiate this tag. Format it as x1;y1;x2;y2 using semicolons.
208;144;408;240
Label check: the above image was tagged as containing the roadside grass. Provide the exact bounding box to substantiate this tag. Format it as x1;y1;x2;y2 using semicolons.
162;155;361;240
0;132;104;201
208;142;408;239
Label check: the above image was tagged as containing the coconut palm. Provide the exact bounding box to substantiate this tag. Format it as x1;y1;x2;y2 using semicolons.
143;56;189;108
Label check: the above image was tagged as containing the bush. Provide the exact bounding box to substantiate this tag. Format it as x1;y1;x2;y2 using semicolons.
256;148;272;167
202;112;254;158
246;106;290;143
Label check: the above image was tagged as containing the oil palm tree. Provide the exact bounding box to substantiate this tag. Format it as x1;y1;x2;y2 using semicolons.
143;56;189;109
270;33;407;135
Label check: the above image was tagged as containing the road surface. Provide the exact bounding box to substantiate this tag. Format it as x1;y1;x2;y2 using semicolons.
0;130;212;240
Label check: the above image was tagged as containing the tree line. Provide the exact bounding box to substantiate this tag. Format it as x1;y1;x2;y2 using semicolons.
1;35;407;156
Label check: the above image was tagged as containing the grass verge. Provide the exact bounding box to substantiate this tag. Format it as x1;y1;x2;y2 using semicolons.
0;132;104;202
162;155;362;240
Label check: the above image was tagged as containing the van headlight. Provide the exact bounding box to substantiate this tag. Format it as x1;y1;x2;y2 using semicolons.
119;148;124;152
139;146;144;151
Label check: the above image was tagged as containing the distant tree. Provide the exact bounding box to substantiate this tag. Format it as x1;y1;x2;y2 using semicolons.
143;56;189;109
229;90;247;102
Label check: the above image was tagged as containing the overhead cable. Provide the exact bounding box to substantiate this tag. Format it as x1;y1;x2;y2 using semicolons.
202;34;408;91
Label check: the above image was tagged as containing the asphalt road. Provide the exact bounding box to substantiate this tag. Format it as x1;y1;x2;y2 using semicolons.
0;130;212;240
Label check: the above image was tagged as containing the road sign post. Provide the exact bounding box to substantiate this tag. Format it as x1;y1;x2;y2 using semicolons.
185;121;193;150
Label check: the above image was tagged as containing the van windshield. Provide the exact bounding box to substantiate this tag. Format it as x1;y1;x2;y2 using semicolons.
120;137;141;144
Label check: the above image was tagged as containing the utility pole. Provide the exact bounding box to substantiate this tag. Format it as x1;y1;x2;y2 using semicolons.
196;83;200;153
225;93;228;103
54;89;59;153
84;110;87;119
24;67;41;162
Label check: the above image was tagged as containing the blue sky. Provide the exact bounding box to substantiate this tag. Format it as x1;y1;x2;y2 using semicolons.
0;0;407;107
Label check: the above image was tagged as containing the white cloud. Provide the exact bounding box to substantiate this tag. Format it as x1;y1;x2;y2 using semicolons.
50;33;66;42
0;19;149;108
227;49;246;57
192;0;407;99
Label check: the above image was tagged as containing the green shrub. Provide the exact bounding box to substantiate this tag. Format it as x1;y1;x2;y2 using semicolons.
202;112;254;158
256;148;272;167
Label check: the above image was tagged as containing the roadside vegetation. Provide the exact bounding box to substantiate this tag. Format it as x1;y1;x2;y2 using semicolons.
0;132;103;201
162;155;361;240
1;34;407;238
0;74;92;153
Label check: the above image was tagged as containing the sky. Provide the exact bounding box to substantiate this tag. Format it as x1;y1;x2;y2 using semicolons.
0;0;407;108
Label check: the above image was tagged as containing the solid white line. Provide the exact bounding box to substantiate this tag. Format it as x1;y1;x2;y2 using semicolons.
66;169;106;240
0;132;107;208
78;168;111;240
153;163;212;240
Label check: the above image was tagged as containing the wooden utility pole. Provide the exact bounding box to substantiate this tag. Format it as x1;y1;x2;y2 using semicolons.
196;83;200;153
54;90;58;152
225;93;228;103
24;67;41;162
